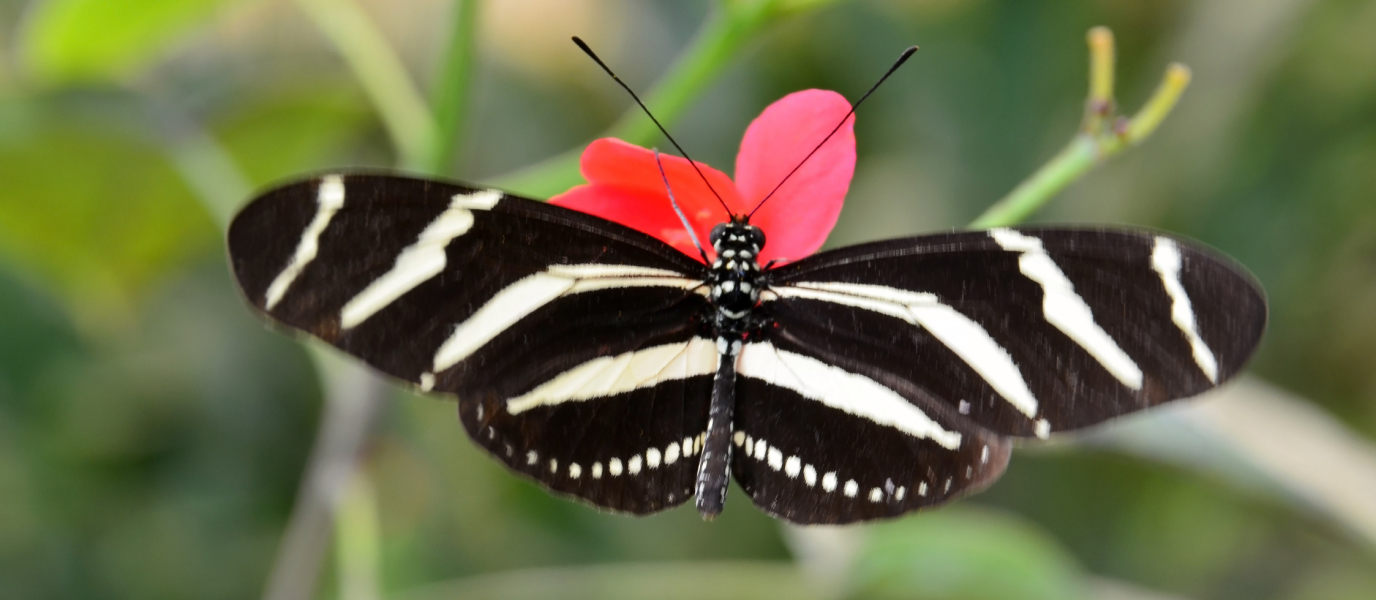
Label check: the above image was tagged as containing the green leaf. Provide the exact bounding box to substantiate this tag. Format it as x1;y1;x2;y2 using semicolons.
21;0;243;83
850;507;1086;600
396;562;822;600
213;88;371;188
0;98;218;323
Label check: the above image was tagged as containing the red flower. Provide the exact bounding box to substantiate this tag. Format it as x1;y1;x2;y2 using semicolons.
550;89;856;264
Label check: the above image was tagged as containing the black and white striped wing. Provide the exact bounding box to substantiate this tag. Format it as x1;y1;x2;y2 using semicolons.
730;353;1013;523
732;227;1265;524
227;173;715;514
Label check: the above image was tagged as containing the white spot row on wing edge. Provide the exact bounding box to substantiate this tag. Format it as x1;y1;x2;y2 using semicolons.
520;432;706;481
734;431;909;503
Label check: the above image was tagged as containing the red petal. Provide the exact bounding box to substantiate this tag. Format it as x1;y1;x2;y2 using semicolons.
549;184;704;254
550;138;743;261
734;90;855;263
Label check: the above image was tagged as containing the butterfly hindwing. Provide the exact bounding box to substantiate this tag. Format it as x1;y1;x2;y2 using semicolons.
763;227;1266;440
452;292;716;514
228;173;715;513
730;339;1012;524
460;331;716;515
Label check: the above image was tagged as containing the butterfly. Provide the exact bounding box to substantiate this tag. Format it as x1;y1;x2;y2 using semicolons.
228;38;1265;524
226;169;1266;524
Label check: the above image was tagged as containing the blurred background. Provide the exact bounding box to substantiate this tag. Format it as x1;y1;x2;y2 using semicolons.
1;0;1375;599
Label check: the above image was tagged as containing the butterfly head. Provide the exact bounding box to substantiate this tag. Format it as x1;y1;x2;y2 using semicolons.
709;215;766;256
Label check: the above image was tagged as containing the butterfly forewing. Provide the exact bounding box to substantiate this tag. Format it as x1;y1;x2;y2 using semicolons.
763;228;1267;440
228;174;714;513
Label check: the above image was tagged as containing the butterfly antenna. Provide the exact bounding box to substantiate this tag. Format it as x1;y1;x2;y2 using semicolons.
748;45;918;219
572;37;734;216
655;149;710;263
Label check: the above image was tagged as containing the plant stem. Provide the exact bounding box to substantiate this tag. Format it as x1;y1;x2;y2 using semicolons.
274;4;473;598
1125;64;1192;142
262;349;389;600
147;94;252;227
606;4;770;144
336;468;383;600
969;136;1097;229
424;0;481;175
293;0;437;171
970;28;1191;229
492;3;776;198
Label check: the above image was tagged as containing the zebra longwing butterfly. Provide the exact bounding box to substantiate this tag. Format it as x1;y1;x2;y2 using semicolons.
230;39;1263;524
227;170;1266;524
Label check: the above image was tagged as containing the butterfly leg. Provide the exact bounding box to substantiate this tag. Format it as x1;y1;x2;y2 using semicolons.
695;341;738;519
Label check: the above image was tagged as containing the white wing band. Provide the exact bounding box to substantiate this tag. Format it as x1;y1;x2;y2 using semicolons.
506;338;718;414
340;189;502;329
772;281;1040;419
736;341;962;450
989;228;1144;390
264;175;346;309
1151;236;1219;382
430;265;701;375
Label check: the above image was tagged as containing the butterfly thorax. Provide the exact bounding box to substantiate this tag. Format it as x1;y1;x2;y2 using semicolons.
707;216;765;354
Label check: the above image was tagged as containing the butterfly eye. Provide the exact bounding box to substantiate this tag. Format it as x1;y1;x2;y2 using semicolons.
749;227;766;250
709;224;727;246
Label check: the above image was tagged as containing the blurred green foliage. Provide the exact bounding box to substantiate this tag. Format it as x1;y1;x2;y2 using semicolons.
22;0;243;83
851;508;1084;600
0;94;218;322
1;1;1375;599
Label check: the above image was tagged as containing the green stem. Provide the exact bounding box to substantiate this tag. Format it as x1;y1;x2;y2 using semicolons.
492;3;775;198
150;95;252;228
969;28;1191;229
424;0;481;176
606;4;770;143
969;135;1097;229
166;129;253;228
335;466;382;600
288;4;452;598
1081;26;1115;134
293;0;437;171
0;34;10;92
1125;64;1192;142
